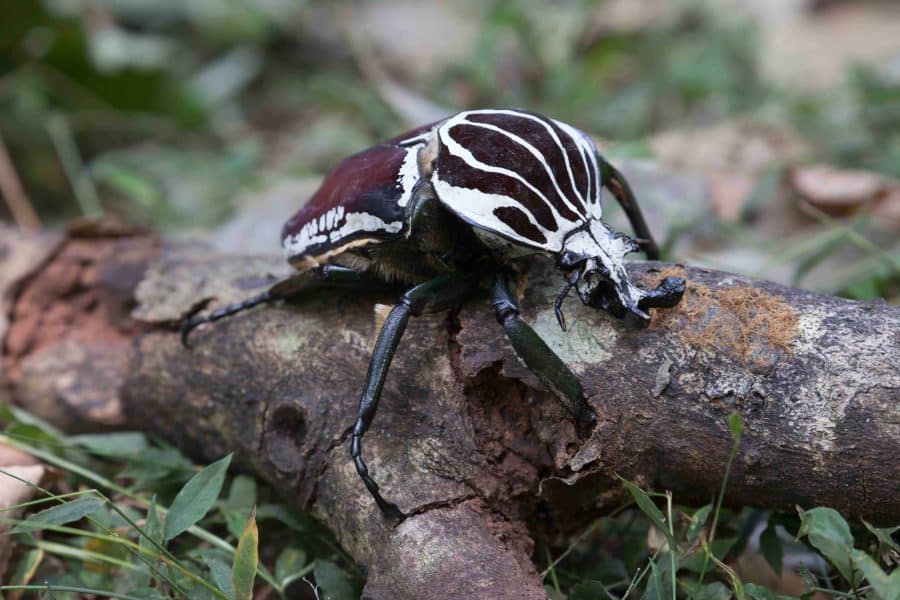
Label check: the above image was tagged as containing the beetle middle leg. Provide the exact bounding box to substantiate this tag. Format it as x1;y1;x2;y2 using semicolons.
351;273;480;521
599;157;661;260
491;273;594;427
180;265;391;346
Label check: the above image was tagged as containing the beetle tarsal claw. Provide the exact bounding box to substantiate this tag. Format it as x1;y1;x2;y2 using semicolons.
555;304;568;332
179;317;202;349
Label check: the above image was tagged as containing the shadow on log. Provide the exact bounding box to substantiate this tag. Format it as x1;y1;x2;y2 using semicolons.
2;223;898;599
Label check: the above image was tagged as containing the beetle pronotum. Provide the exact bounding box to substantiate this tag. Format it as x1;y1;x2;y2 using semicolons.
181;108;685;520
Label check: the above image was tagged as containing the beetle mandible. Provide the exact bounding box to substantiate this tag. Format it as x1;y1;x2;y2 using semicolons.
181;108;686;521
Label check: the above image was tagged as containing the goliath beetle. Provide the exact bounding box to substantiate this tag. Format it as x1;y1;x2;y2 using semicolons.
181;108;685;520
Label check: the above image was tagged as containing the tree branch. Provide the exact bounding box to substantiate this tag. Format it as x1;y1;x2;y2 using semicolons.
3;224;898;599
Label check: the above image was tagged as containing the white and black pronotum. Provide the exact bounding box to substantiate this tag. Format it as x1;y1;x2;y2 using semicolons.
181;108;686;520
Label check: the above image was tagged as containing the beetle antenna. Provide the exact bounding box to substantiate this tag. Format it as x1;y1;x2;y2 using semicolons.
554;272;580;331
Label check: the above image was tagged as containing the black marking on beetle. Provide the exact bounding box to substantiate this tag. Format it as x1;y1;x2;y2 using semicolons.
451;117;584;222
493;206;548;245
436;145;560;234
471;111;590;213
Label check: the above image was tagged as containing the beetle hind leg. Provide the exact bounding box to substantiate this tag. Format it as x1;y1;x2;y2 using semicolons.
492;274;595;428
599;157;661;260
351;273;480;521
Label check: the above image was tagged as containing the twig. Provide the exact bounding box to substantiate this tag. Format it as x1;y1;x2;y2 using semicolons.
0;130;41;230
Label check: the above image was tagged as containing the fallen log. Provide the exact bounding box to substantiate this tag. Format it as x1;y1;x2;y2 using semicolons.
2;224;898;599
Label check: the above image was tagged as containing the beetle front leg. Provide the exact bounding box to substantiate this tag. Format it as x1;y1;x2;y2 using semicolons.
599;157;661;260
180;265;390;347
351;273;479;521
491;274;594;427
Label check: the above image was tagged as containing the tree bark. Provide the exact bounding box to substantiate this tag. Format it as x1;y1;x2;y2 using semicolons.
2;224;898;599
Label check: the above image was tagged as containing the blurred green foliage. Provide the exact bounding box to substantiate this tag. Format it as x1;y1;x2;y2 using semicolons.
1;2;898;597
2;0;897;233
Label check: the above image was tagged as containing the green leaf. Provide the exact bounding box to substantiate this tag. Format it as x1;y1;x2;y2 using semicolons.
119;447;195;483
863;520;900;555
232;508;258;600
693;581;732;600
7;405;64;439
643;557;666;600
140;495;164;553
163;454;232;541
759;523;783;575
13;497;104;532
9;547;43;599
225;474;257;539
618;477;674;550
313;560;356;600
743;583;796;600
69;432;149;458
797;506;859;586
255;503;309;532
275;546;308;587
850;549;900;600
727;412;744;444
126;588;169;600
201;552;233;597
688;505;712;544
7;423;59;446
545;585;566;600
569;580;616;600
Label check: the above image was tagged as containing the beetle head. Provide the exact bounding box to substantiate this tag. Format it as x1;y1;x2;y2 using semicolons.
557;221;685;330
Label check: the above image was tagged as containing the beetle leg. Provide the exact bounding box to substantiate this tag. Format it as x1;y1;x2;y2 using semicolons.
599;157;661;260
352;273;480;521
491;273;595;427
179;265;390;347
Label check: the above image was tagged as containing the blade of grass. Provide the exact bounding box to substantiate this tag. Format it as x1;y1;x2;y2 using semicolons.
0;132;41;230
798;202;900;271
0;434;279;593
540;500;634;580
46;113;103;218
666;492;676;600
7;547;43;600
35;539;143;571
0;585;146;600
545;545;561;593
232;508;259;600
697;412;743;585
621;548;662;600
0;485;99;512
708;551;747;600
0;468;213;599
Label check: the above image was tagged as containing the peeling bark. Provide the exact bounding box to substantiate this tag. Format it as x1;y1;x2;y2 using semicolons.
2;225;898;599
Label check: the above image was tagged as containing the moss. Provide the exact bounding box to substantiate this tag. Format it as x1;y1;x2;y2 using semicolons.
646;267;798;367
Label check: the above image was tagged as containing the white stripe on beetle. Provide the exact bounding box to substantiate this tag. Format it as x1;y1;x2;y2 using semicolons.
437;117;576;237
283;209;402;258
459;109;586;217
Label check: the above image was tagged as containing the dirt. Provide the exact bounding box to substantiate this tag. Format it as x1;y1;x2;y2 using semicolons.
3;232;161;382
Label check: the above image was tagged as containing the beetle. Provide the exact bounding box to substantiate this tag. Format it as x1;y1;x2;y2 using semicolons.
180;108;685;521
